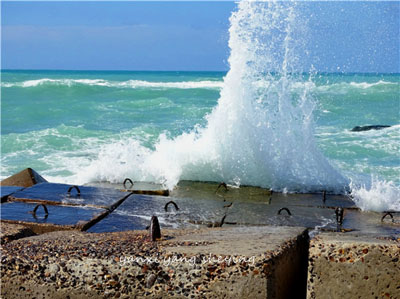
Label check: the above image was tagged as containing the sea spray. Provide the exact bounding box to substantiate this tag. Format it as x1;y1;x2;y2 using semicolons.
77;0;348;192
350;178;400;212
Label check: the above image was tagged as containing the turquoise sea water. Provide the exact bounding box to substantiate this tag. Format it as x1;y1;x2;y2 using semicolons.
1;70;399;194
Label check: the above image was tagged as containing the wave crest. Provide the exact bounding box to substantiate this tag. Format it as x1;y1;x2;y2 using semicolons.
1;78;224;89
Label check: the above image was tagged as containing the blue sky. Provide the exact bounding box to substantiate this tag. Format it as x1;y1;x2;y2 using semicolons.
1;1;399;72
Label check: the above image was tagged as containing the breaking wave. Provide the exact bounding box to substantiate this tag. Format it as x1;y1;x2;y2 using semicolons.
1;78;224;89
76;0;349;193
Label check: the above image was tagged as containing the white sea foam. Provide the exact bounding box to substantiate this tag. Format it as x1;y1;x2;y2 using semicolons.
350;178;400;212
315;80;398;94
3;77;396;96
1;78;223;89
349;80;396;89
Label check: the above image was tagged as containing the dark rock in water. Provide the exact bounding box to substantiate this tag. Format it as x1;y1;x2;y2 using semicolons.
351;125;391;132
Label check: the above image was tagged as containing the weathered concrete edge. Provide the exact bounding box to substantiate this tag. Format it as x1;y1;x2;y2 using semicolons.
307;232;400;299
1;220;76;235
0;223;36;244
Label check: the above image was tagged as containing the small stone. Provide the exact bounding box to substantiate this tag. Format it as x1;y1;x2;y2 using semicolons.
146;274;157;288
48;264;60;274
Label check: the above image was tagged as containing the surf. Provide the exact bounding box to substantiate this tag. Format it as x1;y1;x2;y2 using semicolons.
1;78;223;90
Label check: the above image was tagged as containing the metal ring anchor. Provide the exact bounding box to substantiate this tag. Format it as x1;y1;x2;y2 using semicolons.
277;207;292;216
335;207;344;226
381;212;394;223
31;204;49;220
216;182;228;193
164;201;179;212
67;186;81;197
123;178;134;189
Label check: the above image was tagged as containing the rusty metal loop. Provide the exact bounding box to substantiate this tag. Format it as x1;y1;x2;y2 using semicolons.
216;182;228;193
381;212;394;223
123;178;134;189
67;185;81;197
32;204;49;220
277;207;292;216
164;201;179;212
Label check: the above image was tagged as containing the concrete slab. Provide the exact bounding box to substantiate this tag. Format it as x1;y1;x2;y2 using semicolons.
1;186;25;202
87;211;148;233
1;201;107;227
307;232;400;299
87;194;175;233
0;168;47;187
8;182;129;208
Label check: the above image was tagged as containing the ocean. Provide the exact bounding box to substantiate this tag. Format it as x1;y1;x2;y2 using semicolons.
1;2;399;213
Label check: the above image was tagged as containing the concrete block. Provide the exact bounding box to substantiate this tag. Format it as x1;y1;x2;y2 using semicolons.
164;226;309;298
307;232;400;299
0;168;47;188
0;223;35;244
1;226;309;298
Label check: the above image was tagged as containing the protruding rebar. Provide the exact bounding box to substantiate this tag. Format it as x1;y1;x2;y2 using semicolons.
381;212;394;223
31;204;49;220
164;201;179;212
335;207;344;226
277;207;292;216
123;178;134;189
219;214;227;227
149;216;161;241
322;191;327;204
216;182;228;193
67;185;81;197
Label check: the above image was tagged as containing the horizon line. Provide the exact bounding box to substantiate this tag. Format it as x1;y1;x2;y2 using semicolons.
1;69;399;75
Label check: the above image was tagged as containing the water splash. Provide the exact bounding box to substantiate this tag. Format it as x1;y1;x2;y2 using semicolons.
78;0;348;192
350;178;400;212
